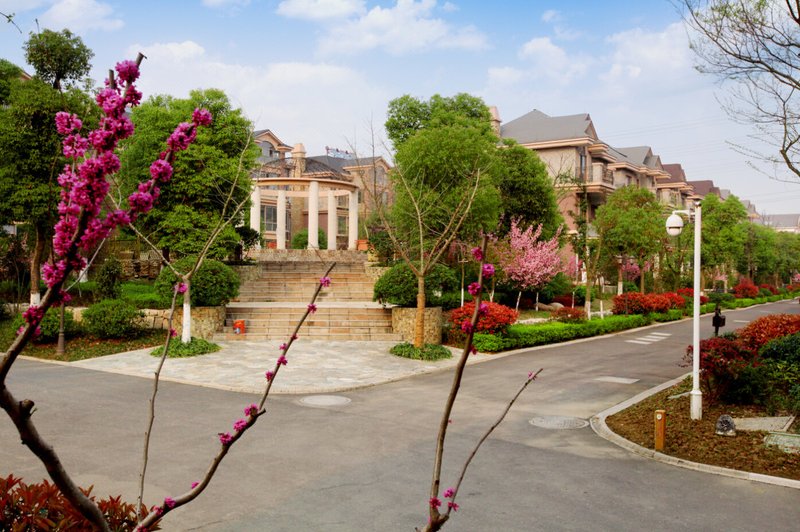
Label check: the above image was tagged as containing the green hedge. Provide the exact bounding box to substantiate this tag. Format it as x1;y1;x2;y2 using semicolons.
82;299;143;339
472;314;651;353
11;307;81;344
155;257;240;307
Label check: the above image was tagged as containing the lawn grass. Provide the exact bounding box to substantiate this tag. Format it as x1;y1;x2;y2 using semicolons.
0;318;165;362
606;378;800;481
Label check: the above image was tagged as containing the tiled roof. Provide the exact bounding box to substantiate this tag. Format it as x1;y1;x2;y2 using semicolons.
500;109;596;143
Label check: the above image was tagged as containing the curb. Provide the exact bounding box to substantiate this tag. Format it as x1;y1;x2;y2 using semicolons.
591;372;800;491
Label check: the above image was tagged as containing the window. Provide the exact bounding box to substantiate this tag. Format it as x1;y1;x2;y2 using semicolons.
338;215;348;236
262;205;277;232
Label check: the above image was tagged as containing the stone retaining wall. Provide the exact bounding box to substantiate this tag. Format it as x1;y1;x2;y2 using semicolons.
251;249;367;263
141;306;225;340
391;307;443;345
229;264;261;285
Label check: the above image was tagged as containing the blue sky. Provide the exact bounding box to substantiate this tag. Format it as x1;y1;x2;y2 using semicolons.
2;0;799;214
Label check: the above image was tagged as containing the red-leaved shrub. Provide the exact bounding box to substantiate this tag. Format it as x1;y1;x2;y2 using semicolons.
661;292;686;309
759;283;778;295
449;301;519;335
733;279;759;298
676;287;709;305
787;283;800;292
0;474;157;530
644;293;672;313
551;307;586;323
737;314;800;351
612;292;649;315
684;337;756;404
551;295;575;308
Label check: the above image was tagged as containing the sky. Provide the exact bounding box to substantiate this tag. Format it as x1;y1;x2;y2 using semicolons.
1;0;799;215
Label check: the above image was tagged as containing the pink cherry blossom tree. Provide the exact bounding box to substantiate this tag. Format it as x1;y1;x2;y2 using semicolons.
494;220;564;311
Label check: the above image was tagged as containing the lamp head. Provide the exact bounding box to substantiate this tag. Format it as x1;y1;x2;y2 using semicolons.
666;213;684;236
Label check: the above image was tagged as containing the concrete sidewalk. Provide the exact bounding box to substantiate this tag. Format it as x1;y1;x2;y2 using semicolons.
67;339;494;394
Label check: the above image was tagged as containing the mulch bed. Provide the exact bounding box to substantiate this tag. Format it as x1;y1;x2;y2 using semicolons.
606;379;800;481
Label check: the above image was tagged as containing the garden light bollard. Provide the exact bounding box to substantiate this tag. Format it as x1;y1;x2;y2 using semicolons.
654;410;666;452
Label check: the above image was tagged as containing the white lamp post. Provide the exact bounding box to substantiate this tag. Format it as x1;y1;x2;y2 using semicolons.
666;201;703;420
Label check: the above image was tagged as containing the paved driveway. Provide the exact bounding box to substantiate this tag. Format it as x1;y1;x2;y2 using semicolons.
2;300;799;531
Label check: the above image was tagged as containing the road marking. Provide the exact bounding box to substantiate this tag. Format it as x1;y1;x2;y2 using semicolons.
649;332;671;337
640;335;665;340
595;376;640;384
734;319;749;323
625;340;652;345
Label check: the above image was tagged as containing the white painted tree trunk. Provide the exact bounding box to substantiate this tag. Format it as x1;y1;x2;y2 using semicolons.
181;279;191;343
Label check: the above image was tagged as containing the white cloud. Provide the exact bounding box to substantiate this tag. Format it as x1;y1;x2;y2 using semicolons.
39;0;123;32
541;9;559;23
487;66;525;86
441;1;458;12
125;40;390;157
0;0;48;12
276;0;365;20
317;0;487;55
202;0;251;7
517;36;589;83
602;22;692;83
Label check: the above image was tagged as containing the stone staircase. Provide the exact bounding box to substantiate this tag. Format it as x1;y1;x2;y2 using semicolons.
216;251;400;341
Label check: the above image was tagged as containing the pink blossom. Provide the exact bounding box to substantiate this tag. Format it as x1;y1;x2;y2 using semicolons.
265;370;275;381
55;112;81;135
192;108;212;126
319;276;331;287
23;305;44;325
467;282;480;297
494;221;564;291
447;502;459;511
277;355;288;366
244;404;258;416
128;191;154;213
115;60;140;83
291;334;299;340
429;497;442;509
167;122;196;151
175;282;188;294
279;343;287;351
170;328;177;338
164;497;176;509
151;505;163;517
149;159;173;183
478;302;489;316
481;263;495;279
470;345;477;355
527;371;533;380
191;481;199;489
307;303;317;313
233;418;248;432
219;432;233;445
460;321;473;334
443;488;454;498
471;247;483;262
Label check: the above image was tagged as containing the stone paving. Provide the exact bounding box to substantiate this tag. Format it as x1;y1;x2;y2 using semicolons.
70;339;495;394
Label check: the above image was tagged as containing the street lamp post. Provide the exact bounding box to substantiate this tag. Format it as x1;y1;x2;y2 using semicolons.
666;201;703;420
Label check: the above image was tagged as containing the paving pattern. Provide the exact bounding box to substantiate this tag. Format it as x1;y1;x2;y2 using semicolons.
624;331;671;345
70;339;493;394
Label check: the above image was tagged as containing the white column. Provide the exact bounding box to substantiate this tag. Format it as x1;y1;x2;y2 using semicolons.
690;202;703;420
348;189;358;250
308;181;319;249
276;188;287;250
327;188;337;250
249;184;261;249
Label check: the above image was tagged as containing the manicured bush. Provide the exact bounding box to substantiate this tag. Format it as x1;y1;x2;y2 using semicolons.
151;337;220;358
612;292;649;315
11;307;80;344
367;229;395;264
471;333;510;353
685;336;757;404
759;283;779;295
661;292;686;310
96;257;123;299
0;474;155;531
552;294;576;307
644;293;672;314
733;279;759;298
737;314;800;351
677;287;710;305
449;301;518;335
390;342;452;361
155;257;240;307
707;291;734;304
82;299;143;339
121;281;170;309
551;307;586;323
652;309;684;322
290;228;327;249
759;332;800;365
373;262;457;307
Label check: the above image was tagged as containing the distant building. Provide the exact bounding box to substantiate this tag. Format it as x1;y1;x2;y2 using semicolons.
759;214;800;233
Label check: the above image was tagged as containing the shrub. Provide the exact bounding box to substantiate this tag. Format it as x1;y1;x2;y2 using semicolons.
151;337;220;358
96;257;123;299
82;299;142;339
652;309;684;322
390;342;452;361
122;281;170;309
571;285;599;306
449;301;518;335
11;307;80;344
676;287;710;305
759;332;800;365
737;314;800;351
644;293;671;314
155;257;240;307
707;291;734;304
612;292;649;315
538;272;573;303
368;229;395;264
551;307;586;323
0;474;156;531
471;333;512;352
733;279;759;298
759;283;779;295
430;291;471;311
685;336;757;404
373;262;457;307
552;294;575;307
661;292;686;309
290;228;327;249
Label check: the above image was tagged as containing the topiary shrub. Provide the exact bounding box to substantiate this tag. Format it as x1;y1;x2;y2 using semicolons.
733;279;759;298
685;336;757;404
11;307;80;344
96;257;123;299
82;299;143;339
373;262;458;307
707;291;734;305
290;228;327;249
449;301;518;335
390;342;452;361
612;292;649;315
155;257;240;307
759;332;800;365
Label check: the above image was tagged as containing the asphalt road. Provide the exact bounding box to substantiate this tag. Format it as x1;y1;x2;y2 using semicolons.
2;300;799;531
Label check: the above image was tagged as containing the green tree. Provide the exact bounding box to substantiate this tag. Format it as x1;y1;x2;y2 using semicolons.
119;89;259;260
737;222;777;283
698;194;748;286
494;140;562;237
0;30;95;304
0;58;22;104
775;231;800;284
594;186;664;293
23;29;93;90
382;93;501;346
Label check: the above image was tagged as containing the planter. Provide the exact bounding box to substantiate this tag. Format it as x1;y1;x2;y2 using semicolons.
391;307;443;345
356;239;369;251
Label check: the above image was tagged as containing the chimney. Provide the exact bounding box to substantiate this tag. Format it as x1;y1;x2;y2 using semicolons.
489;106;501;137
291;143;306;177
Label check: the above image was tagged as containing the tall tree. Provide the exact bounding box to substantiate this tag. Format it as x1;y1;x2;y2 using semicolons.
0;30;94;304
737;222;777;282
594;186;664;293
682;0;800;181
697;193;748;285
118;89;259;260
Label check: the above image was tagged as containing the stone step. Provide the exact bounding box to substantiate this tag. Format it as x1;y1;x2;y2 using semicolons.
215;330;402;342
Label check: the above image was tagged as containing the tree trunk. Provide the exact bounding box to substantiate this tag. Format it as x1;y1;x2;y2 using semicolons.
29;226;47;306
181;279;192;344
515;291;522;312
639;267;645;293
414;275;426;348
